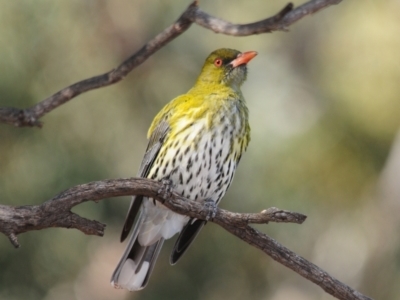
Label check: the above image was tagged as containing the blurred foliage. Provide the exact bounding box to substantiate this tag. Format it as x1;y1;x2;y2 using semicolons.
1;1;400;299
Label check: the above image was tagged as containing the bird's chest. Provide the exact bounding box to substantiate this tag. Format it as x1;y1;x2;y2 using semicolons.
149;107;246;203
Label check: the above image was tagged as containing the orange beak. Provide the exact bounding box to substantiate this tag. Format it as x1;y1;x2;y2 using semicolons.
230;51;258;68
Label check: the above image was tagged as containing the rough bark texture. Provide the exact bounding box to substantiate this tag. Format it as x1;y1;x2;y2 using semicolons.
0;178;371;300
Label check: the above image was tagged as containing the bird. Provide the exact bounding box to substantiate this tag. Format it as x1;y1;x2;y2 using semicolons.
111;48;257;291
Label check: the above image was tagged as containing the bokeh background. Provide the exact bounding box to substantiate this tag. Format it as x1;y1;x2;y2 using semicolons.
0;1;399;299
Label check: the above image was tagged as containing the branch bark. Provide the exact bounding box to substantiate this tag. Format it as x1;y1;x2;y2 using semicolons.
0;0;342;128
0;177;371;300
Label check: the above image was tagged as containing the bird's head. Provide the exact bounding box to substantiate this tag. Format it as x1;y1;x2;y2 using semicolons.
196;48;257;89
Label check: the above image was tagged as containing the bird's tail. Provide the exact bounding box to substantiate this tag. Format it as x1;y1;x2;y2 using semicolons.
111;211;165;291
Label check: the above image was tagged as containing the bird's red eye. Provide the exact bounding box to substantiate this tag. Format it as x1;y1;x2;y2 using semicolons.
214;58;223;67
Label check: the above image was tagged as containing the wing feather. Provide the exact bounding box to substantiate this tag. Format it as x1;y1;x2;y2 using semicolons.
120;120;170;242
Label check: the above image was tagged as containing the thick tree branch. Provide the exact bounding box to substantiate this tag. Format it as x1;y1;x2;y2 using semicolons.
0;177;371;300
0;0;342;128
0;178;306;245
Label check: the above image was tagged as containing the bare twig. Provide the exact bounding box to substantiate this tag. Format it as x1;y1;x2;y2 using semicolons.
0;177;370;300
219;223;372;300
0;0;342;128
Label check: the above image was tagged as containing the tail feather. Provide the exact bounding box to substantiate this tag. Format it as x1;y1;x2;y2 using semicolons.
111;211;165;291
120;196;143;242
170;219;206;265
113;199;200;290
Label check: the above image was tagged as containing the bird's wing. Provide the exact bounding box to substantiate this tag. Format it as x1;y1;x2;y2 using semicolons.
120;119;170;242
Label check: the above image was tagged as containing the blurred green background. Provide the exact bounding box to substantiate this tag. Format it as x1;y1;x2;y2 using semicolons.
1;1;399;299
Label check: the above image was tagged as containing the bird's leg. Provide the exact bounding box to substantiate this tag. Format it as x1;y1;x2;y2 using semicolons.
202;198;218;221
157;179;174;203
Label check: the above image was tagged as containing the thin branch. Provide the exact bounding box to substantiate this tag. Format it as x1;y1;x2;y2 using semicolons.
192;2;294;35
0;177;371;300
0;0;342;128
217;223;372;300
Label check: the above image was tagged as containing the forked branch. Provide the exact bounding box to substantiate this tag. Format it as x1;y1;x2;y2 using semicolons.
0;0;342;127
0;177;371;300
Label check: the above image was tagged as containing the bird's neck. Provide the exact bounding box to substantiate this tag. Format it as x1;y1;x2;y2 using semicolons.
190;80;242;96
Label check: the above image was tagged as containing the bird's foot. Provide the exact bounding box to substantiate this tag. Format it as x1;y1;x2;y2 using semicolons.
203;199;217;221
157;179;174;203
